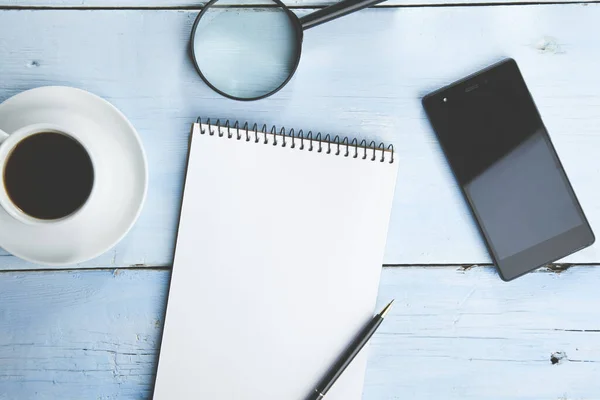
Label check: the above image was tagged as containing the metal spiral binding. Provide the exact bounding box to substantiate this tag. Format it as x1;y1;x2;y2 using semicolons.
196;117;394;164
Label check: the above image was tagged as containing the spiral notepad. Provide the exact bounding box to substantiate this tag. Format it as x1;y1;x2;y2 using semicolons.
153;119;399;400
190;118;395;162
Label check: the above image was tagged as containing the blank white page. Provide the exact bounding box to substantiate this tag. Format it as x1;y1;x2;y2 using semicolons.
153;123;398;400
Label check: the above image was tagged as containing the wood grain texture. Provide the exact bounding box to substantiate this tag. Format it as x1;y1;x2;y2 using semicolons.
1;0;592;9
1;266;599;399
1;5;600;270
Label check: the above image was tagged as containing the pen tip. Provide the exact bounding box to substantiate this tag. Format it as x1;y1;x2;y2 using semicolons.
379;299;394;318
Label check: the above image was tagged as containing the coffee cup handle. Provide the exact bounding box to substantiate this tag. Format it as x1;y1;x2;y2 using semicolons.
0;129;8;143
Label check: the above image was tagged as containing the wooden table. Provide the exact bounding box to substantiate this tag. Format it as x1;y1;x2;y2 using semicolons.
1;0;600;398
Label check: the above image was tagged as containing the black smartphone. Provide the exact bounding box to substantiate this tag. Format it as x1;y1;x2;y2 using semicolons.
422;58;594;281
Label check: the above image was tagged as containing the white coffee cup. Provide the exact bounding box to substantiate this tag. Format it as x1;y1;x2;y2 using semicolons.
0;124;96;226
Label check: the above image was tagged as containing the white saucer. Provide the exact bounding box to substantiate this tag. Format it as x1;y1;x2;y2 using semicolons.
0;86;147;266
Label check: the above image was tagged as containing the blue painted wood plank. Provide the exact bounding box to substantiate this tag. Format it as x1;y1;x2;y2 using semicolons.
1;266;599;399
1;5;600;269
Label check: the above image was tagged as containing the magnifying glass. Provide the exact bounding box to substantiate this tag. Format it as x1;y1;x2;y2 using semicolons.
190;0;387;101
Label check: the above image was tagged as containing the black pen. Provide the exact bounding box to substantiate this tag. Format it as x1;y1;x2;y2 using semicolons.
307;300;394;400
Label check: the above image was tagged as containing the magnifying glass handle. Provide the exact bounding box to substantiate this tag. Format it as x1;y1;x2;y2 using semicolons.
299;0;388;30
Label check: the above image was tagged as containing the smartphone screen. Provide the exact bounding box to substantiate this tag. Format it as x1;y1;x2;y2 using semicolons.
423;59;594;281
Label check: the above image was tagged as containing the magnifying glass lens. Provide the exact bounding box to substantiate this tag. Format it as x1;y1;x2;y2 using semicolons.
192;1;300;100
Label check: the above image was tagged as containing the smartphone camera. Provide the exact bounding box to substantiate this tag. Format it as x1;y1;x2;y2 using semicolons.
443;97;448;103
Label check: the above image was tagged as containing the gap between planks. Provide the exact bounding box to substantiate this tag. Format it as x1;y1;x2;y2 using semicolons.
0;263;597;274
0;1;599;10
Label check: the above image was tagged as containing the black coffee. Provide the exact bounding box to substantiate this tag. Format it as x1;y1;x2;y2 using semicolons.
3;132;94;220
